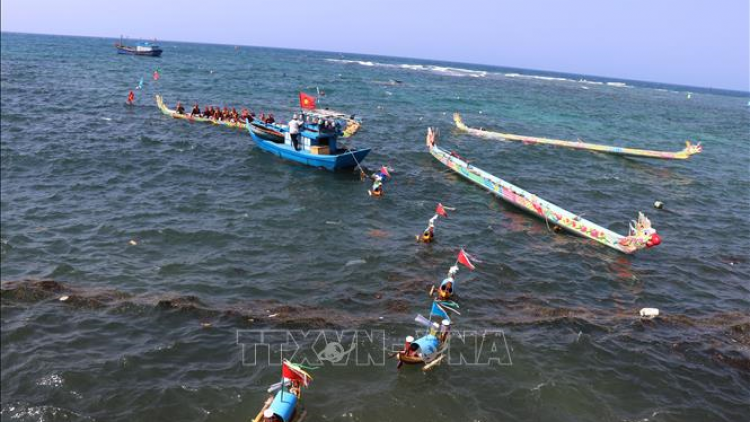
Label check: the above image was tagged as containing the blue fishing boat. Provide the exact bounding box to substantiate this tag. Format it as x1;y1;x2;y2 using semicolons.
245;110;370;171
115;37;163;57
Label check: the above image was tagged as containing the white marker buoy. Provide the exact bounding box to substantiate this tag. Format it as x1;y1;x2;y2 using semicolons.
59;296;69;302
654;201;664;210
639;308;660;319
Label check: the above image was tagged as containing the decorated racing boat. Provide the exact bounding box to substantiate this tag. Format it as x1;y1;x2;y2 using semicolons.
245;114;370;171
426;128;661;254
155;95;245;129
251;360;312;422
454;113;702;160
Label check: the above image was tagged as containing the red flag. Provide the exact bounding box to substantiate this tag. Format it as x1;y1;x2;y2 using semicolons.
281;360;312;387
153;70;160;81
436;203;448;218
379;166;390;178
299;92;316;110
457;249;475;270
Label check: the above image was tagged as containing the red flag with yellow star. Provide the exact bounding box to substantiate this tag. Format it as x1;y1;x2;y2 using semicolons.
299;92;316;110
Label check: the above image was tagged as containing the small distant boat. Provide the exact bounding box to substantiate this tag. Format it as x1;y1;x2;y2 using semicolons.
115;37;163;57
245;110;370;171
454;113;702;160
426;128;661;254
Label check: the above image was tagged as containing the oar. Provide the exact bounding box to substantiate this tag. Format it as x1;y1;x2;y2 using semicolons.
422;354;444;371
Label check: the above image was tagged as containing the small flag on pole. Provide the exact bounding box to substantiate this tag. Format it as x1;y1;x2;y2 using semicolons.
299;92;316;109
436;203;448;218
281;360;313;387
431;301;450;321
457;249;475;270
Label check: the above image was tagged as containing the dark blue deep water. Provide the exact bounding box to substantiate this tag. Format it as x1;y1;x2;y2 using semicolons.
2;32;749;422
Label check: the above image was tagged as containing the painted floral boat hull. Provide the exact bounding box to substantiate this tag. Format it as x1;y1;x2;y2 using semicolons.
427;129;658;254
454;113;702;160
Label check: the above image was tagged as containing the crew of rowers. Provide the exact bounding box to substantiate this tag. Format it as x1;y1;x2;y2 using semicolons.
174;101;276;124
174;102;342;132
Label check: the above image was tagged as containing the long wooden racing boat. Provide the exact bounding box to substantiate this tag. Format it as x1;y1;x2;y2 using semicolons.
454;113;702;160
155;95;245;129
426;128;661;254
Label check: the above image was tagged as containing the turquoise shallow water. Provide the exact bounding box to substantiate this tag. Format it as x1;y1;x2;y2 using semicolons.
1;32;749;422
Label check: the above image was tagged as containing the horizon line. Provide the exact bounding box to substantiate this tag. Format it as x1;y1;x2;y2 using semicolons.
2;30;749;95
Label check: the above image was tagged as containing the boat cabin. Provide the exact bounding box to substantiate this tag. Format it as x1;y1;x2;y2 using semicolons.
135;42;160;53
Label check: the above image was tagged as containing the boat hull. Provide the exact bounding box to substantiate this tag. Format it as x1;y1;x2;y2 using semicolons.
454;113;702;160
115;44;163;56
249;131;370;170
249;122;285;142
251;394;306;422
429;143;647;253
247;121;370;171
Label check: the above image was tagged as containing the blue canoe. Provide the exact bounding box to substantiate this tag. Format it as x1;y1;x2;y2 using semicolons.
269;388;298;422
246;118;370;171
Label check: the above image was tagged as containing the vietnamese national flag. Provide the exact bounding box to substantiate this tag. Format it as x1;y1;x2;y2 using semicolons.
299;92;316;110
457;249;475;270
281;360;312;387
436;203;448;218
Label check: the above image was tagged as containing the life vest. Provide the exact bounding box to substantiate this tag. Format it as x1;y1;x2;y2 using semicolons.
438;279;453;300
421;229;434;243
438;288;451;300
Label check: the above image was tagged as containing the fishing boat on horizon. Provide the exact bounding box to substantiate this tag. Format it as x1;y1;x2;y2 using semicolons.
115;37;163;57
454;113;702;160
426;128;661;254
245;92;370;171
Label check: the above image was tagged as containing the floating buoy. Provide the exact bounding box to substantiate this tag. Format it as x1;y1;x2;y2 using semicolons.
654;201;664;210
640;308;659;318
129;239;138;246
647;233;662;248
59;296;69;302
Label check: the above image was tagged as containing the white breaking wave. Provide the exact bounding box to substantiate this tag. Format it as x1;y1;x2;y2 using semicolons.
326;59;487;78
504;73;628;87
326;59;629;87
